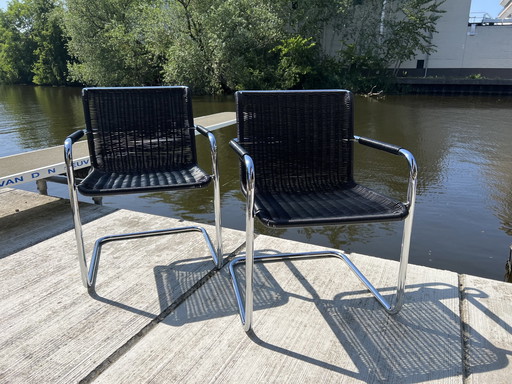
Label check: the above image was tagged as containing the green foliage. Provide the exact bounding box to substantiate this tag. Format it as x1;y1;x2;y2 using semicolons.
163;0;444;93
162;0;350;93
337;44;390;93
385;0;445;73
272;36;317;89
163;0;286;94
0;0;445;93
64;0;164;86
206;0;284;92
335;0;445;78
0;0;69;85
0;0;36;84
31;0;70;85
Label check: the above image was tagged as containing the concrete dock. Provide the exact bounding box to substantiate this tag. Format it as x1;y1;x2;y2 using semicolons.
0;188;510;383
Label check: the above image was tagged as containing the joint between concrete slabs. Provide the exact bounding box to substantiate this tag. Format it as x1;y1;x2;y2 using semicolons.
458;274;471;384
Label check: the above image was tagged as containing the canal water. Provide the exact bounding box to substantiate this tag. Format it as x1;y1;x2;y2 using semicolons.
1;85;511;281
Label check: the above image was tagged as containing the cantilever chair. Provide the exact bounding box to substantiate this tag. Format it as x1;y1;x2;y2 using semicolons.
229;90;417;331
64;86;222;290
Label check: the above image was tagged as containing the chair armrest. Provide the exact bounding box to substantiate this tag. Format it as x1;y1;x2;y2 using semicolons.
230;139;255;199
397;148;418;207
64;129;86;168
195;125;217;153
355;135;402;155
66;129;85;144
195;125;219;182
195;124;210;137
355;135;417;209
229;139;249;158
64;129;86;193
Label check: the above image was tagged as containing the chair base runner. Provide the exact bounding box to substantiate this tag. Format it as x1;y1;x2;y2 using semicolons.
229;250;405;332
83;226;220;290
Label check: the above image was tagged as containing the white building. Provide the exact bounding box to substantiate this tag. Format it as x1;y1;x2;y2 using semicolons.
499;0;512;18
398;0;512;79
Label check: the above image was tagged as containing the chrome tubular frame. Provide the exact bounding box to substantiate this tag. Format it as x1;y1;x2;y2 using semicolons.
200;126;224;266
64;129;223;290
229;145;417;332
392;148;417;313
64;133;89;288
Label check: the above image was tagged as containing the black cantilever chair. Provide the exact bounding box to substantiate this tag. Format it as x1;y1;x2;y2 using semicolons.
64;86;222;290
229;90;417;331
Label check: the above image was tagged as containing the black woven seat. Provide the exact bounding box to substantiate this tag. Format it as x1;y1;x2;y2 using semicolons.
64;86;223;290
255;185;407;227
229;90;418;332
78;166;211;195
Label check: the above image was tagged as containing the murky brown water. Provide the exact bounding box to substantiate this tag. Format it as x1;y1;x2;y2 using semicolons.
1;85;511;281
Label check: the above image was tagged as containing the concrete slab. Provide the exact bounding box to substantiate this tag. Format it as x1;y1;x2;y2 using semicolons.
460;274;512;383
0;208;245;383
0;188;113;258
92;236;465;384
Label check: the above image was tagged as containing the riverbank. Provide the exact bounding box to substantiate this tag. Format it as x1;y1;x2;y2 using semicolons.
1;188;510;383
394;77;512;95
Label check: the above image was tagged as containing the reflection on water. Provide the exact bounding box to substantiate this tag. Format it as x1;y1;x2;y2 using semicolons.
1;85;511;281
0;86;84;156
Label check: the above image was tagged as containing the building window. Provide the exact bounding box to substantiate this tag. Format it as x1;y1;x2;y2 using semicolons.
416;60;425;69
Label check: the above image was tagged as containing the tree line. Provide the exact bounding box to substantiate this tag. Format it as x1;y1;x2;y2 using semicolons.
0;0;444;94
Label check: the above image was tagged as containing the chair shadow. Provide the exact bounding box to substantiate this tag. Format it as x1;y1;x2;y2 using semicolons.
88;249;292;322
89;248;511;383
161;251;511;383
160;251;289;326
244;260;511;383
88;254;221;320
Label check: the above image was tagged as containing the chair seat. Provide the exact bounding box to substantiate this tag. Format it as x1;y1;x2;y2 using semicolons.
77;165;211;196
254;183;408;227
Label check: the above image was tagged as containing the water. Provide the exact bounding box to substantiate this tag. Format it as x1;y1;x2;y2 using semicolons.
1;85;511;281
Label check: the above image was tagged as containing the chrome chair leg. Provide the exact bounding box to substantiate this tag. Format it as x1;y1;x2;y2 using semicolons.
207;129;223;268
65;137;89;288
390;148;417;313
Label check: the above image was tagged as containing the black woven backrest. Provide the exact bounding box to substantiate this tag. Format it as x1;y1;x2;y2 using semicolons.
82;86;196;172
236;90;355;193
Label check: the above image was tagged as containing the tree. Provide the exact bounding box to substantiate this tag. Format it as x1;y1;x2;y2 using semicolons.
64;0;165;86
31;0;70;85
1;0;445;92
335;0;445;92
383;0;445;74
272;36;318;89
162;0;344;93
0;0;69;85
162;0;287;94
0;0;36;84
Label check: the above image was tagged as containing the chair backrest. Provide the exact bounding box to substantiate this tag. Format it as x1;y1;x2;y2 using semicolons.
82;86;197;172
236;90;355;193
